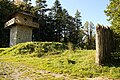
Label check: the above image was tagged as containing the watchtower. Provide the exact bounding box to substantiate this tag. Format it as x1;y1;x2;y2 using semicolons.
5;12;39;46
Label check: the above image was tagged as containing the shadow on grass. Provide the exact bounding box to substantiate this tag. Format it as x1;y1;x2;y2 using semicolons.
104;52;120;67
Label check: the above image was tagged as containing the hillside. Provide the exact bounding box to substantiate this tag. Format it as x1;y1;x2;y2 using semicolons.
0;42;120;80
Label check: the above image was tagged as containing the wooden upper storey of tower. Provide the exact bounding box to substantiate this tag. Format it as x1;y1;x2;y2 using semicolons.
5;12;39;28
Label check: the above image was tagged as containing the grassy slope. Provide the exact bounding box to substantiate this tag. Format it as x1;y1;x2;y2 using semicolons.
0;42;120;79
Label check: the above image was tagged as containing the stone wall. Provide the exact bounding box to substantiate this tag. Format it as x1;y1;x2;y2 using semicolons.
10;25;32;46
16;25;32;44
10;26;17;46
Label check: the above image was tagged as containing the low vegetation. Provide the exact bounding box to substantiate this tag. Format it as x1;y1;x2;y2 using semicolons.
0;42;66;57
0;42;120;79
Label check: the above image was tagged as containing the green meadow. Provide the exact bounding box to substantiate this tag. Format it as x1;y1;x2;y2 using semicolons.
0;42;120;80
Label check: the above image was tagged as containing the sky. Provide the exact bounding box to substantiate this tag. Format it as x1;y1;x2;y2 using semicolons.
31;0;110;26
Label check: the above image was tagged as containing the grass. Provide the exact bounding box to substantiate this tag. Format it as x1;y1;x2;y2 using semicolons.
0;42;120;79
0;42;66;56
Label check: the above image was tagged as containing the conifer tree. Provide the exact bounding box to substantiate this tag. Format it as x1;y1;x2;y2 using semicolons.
105;0;120;35
0;0;16;47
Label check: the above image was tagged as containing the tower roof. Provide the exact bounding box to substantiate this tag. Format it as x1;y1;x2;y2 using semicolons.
5;11;39;28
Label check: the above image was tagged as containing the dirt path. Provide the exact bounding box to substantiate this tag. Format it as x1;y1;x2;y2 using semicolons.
0;62;114;80
0;62;72;80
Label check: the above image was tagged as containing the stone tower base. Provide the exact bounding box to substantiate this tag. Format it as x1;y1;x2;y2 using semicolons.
10;25;32;46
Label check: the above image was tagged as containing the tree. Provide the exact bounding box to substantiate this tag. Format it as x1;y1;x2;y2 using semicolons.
73;10;82;47
89;21;95;49
15;0;33;13
32;0;49;41
60;9;67;41
82;21;95;49
0;0;16;47
48;0;83;48
51;0;63;42
104;0;120;35
105;0;120;51
83;21;89;49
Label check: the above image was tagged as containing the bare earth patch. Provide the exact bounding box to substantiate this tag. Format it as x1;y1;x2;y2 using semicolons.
0;62;72;80
0;62;116;80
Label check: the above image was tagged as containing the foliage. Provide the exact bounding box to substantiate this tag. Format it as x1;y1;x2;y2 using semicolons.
105;0;120;51
82;21;95;49
105;0;120;35
0;0;17;47
33;0;83;48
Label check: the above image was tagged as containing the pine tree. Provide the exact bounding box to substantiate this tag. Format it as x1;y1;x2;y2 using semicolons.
105;0;120;35
105;0;120;51
50;0;63;42
74;10;82;47
32;0;49;41
0;0;16;47
82;21;95;49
